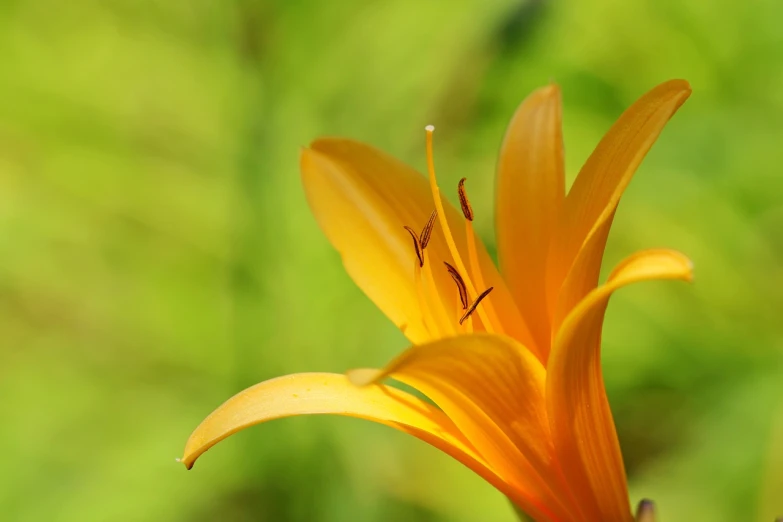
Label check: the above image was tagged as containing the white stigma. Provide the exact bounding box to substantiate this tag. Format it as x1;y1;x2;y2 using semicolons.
425;124;435;132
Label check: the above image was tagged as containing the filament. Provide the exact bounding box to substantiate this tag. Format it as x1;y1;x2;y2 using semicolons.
465;220;504;334
422;250;457;337
413;260;435;338
425;126;495;333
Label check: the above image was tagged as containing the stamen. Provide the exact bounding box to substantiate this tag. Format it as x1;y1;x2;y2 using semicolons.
457;178;474;221
459;286;494;325
422;250;457;337
425;125;496;333
419;209;437;250
413;259;434;337
406;212;454;338
403;226;424;267
457;176;506;334
444;262;468;310
464;219;504;333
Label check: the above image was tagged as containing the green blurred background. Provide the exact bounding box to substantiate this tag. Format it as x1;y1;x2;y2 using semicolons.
1;0;782;520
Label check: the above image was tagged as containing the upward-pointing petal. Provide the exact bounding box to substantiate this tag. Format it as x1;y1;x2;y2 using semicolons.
301;144;436;343
547;249;693;522
548;80;691;322
552;210;615;333
496;84;565;354
301;139;532;348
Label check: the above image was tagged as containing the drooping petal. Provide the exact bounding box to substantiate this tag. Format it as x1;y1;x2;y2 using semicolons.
301;139;532;348
496;84;565;352
547;249;693;522
182;373;518;495
547;80;691;316
349;334;579;522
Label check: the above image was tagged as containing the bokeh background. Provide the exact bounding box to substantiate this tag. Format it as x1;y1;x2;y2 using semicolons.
2;0;782;520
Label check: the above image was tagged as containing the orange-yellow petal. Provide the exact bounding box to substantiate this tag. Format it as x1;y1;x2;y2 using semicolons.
496;84;565;352
181;373;551;519
300;145;431;342
552;210;615;333
547;80;691;317
547;249;693;522
181;373;511;490
349;334;577;522
301;139;533;348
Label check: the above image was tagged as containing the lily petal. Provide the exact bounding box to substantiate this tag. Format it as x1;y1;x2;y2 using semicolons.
552;210;615;334
182;373;513;490
548;80;691;317
350;334;577;522
547;249;693;522
301;145;432;342
496;84;565;352
302;139;532;348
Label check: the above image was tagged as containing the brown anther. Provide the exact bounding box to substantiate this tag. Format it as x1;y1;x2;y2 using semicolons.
403;226;424;267
444;262;468;310
457;178;474;221
459;286;494;325
419;210;437;250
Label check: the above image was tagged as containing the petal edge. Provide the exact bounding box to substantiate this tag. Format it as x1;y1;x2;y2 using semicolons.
548;80;691;318
547;249;693;521
496;84;565;353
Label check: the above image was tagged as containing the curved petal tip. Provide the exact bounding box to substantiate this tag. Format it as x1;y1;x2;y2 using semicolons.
657;79;692;111
607;249;694;286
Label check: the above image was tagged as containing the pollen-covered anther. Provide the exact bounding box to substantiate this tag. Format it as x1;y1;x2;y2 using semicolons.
403;226;424;267
459;286;494;325
444;262;468;310
457;178;474;221
404;209;438;268
419;210;437;250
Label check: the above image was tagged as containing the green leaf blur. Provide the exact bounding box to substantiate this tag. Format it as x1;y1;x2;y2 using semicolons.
1;0;781;521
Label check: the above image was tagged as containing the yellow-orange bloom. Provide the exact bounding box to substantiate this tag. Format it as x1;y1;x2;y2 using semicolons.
181;80;692;522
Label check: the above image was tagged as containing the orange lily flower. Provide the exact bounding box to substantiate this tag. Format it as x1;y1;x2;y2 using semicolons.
181;80;692;522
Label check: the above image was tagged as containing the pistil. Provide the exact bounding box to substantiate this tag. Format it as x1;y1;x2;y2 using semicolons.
424;126;497;334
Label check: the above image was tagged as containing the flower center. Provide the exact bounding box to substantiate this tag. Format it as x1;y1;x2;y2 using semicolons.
399;126;503;339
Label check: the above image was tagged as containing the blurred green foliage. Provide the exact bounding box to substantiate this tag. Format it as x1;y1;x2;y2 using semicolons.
1;0;782;521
